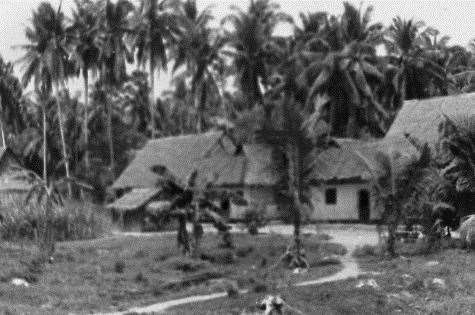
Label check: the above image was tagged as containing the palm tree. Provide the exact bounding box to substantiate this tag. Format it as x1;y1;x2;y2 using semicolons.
300;2;388;138
96;0;134;174
132;0;177;137
69;0;101;170
19;2;73;194
385;17;449;102
0;56;24;147
222;0;292;108
173;0;225;132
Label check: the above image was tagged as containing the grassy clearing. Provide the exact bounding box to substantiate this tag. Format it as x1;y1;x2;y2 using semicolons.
0;232;345;314
169;239;475;314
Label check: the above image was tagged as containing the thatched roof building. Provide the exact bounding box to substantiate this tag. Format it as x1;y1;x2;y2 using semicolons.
386;92;475;145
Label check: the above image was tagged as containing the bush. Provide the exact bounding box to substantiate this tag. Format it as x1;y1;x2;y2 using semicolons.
114;260;125;273
167;257;208;272
201;250;236;264
352;244;379;258
0;199;110;242
135;272;148;284
243;204;268;235
235;246;254;258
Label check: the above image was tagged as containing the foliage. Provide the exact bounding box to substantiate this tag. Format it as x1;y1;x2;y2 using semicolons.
0;199;109;242
243;204;268;235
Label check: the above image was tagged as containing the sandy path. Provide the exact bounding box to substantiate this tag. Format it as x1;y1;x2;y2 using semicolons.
98;224;379;315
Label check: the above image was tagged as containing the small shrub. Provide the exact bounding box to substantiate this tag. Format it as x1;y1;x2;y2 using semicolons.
353;244;378;258
252;281;268;293
224;280;240;298
154;254;170;262
114;260;125;273
151;284;164;296
235;246;254;258
407;278;425;291
314;233;332;241
168;257;208;272
201;250;235;264
310;255;341;268
135;272;148;284
0;200;110;242
243;204;268;235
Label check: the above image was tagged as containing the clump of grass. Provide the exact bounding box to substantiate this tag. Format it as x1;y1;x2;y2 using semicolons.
201;250;236;264
114;260;125;273
134;272;148;285
133;250;148;259
167;257;208;273
252;281;268;293
315;233;332;241
310;255;342;268
236;246;254;258
353;244;379;258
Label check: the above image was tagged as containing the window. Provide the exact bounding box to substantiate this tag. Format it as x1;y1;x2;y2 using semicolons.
325;188;337;205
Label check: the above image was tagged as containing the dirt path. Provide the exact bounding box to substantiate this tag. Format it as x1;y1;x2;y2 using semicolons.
99;225;379;315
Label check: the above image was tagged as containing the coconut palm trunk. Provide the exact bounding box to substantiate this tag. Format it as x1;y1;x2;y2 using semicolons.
287;142;305;265
106;90;115;175
83;70;90;169
42;105;47;183
55;84;72;197
149;58;157;137
0;96;5;148
194;87;202;133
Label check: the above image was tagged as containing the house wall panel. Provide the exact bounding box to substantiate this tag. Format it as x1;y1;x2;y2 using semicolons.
310;183;380;221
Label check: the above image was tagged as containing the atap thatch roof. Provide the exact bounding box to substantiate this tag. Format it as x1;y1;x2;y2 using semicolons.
196;144;280;188
112;131;281;191
112;132;231;189
386;92;475;145
308;137;420;184
106;188;161;212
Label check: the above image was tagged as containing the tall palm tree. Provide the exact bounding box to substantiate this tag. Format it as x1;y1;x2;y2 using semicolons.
132;0;177;137
173;0;225;132
300;2;388;138
385;17;448;102
69;0;101;170
96;0;134;174
0;56;24;147
222;0;292;108
19;1;73;193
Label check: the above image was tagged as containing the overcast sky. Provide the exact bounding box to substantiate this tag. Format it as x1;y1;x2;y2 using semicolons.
1;0;474;94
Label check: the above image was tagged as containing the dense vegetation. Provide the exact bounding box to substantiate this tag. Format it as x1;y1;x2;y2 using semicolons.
0;0;469;202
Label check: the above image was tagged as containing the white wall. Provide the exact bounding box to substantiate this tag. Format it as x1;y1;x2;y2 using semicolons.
310;182;380;221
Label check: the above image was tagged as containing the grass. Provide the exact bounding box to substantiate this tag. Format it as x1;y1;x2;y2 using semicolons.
0;232;345;314
167;239;475;314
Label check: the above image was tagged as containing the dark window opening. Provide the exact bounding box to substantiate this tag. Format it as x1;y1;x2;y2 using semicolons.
325;188;337;205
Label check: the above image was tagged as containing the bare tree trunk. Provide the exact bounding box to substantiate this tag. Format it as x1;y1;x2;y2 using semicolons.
195;89;202;133
191;205;203;258
83;71;90;170
0;96;5;148
42;106;47;184
107;91;115;175
0;118;5;148
149;59;157;138
55;84;72;197
287;142;307;268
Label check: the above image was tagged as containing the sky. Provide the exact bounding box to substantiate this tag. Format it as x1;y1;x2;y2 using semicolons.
0;0;474;95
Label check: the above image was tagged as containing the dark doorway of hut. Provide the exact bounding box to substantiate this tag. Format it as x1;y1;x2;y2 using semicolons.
358;189;370;222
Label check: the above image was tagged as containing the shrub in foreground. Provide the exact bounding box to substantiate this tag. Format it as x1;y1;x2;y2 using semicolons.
0;199;110;242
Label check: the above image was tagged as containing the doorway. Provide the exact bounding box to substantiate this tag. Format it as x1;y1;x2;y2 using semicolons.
358;189;370;222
